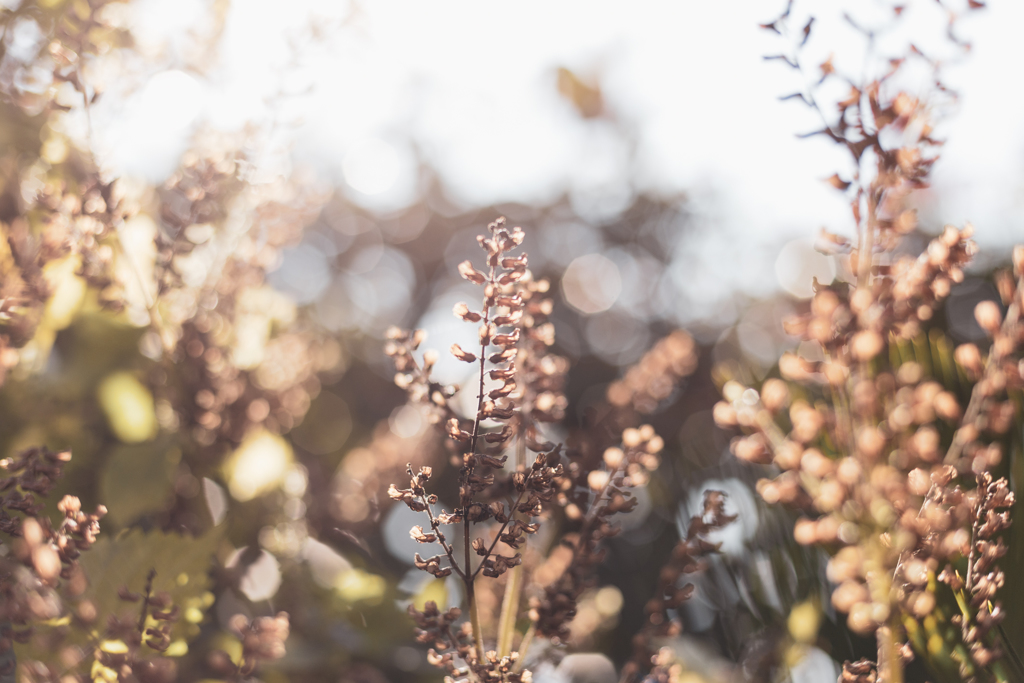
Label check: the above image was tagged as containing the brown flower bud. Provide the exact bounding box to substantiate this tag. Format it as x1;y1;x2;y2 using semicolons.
851;330;884;361
760;378;790;412
32;544;61;581
57;495;81;514
713;401;738;427
453;302;482;322
933;391;961;421
622;428;643;448
793;518;817;545
907;590;935;618
410;526;437;543
832;580;868;613
974;300;1002;335
588;470;610;491
771;441;801;471
603;447;624;468
907;468;931;496
836;458;862;486
732;435;769;463
846;603;876;635
955;343;983;377
827;547;863;583
903;559;929;586
800;449;834;478
458;261;487;284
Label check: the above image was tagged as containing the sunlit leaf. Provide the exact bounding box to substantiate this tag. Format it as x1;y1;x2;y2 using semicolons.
99;437;178;527
224;430;293;501
97;371;158;443
78;527;224;643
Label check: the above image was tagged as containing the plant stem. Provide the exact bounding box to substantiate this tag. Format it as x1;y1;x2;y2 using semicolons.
462;258;496;663
468;579;485;662
511;623;536;673
876;622;903;683
497;431;529;657
496;561;523;657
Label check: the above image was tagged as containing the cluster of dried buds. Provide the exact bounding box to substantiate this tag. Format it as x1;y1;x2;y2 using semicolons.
385;327;452;424
519;329;706;677
138;144;337;531
717;254;1023;665
0;0;147;384
554;330;700;522
221;612;291;679
386;219;722;681
409;601;473;679
606;331;698;414
0;152;128;383
513;273;569;425
0;448;105;679
840;658;878;683
409;600;534;683
393;434;562;681
0;0;133;116
786;225;977;368
726;3;1015;677
88;570;183;683
943;471;1014;671
388;218;564;681
1;449;105;586
155;148;245;295
530;425;664;643
623;490;736;681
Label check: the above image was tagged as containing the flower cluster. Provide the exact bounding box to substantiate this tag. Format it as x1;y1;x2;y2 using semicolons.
947;471;1014;669
385;219;720;682
225;612;291;679
85;570;186;683
0;448;106;681
723;3;1015;680
625;490;736;679
514;273;569;426
531;425;664;643
388;218;561;681
606;330;698;414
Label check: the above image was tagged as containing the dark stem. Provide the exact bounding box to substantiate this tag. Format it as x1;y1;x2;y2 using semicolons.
965;479;986;594
463;253;498;660
471;470;535;582
137;568;156;636
408;468;465;580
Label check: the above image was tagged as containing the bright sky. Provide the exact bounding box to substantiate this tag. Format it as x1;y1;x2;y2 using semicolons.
91;0;1024;309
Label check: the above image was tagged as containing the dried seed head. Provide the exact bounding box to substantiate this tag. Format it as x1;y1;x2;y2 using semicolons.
458;261;487;285
450;344;477;363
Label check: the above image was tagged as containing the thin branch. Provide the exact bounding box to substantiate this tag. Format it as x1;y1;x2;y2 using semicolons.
471;471;535;582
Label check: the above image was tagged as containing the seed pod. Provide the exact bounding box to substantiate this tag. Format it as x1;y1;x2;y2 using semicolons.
453;302;482;322
450;343;476;363
458;261;487;284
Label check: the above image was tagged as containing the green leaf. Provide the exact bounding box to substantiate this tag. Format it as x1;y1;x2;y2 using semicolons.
99;437;178;528
79;526;224;642
14;527;223;674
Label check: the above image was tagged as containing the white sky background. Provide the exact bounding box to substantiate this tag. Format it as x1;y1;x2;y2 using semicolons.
92;0;1024;318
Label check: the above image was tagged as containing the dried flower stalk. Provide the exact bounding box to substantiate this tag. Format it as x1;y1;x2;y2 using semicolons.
720;3;1018;682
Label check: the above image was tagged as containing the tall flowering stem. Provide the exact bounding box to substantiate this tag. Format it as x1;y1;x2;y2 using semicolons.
388;218;558;683
387;220;719;681
718;3;1020;681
